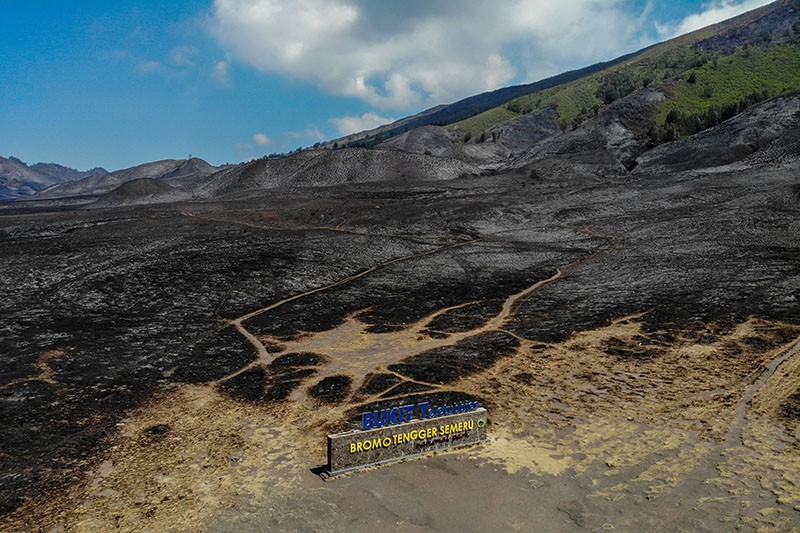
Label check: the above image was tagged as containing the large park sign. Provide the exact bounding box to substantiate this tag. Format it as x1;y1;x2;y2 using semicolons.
327;400;488;475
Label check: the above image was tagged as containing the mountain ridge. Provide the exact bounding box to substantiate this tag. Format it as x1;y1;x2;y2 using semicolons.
321;46;661;150
0;156;108;200
327;0;799;155
35;157;219;200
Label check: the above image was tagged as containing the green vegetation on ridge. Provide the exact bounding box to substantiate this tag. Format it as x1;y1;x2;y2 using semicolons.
454;26;723;138
653;46;800;137
454;1;800;143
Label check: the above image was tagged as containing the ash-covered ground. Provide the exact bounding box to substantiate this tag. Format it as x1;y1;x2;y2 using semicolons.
1;102;800;530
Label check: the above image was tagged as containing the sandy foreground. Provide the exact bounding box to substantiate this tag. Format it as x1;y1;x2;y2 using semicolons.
4;315;800;532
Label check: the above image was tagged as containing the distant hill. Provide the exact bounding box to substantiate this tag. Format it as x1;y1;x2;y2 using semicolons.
193;148;479;200
0;156;107;200
30;162;107;183
36;158;218;200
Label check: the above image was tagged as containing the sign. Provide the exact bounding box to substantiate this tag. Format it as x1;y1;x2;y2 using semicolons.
360;400;480;430
328;404;488;475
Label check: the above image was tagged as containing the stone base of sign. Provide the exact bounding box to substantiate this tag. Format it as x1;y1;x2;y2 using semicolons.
328;408;488;475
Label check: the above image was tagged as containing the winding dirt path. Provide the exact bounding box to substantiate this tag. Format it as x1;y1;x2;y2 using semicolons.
211;236;484;385
208;225;624;420
196;217;624;417
725;336;800;447
336;229;622;408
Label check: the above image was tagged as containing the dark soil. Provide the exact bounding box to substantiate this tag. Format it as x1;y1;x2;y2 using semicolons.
389;332;520;384
307;375;353;404
782;389;800;420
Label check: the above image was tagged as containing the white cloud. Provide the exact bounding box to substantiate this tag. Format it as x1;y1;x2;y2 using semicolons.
211;60;230;83
656;0;773;40
252;132;271;145
208;0;658;110
171;46;197;67
136;60;163;73
330;112;393;136
288;126;326;141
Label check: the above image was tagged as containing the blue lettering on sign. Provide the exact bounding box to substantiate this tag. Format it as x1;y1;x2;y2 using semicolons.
361;401;480;430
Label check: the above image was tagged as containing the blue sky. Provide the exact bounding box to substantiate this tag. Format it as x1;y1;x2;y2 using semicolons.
0;0;774;170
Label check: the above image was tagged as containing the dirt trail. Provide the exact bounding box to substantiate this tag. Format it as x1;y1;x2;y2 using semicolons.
214;226;622;413
182;210;619;395
274;268;569;412
616;333;800;530
234;237;484;324
211;236;484;385
726;337;800;448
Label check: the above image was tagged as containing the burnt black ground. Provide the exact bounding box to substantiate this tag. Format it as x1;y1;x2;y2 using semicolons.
1;141;799;519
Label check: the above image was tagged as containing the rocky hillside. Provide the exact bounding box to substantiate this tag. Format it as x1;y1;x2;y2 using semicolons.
80;89;800;207
193;148;478;200
378;106;563;170
633;93;800;174
30;163;107;183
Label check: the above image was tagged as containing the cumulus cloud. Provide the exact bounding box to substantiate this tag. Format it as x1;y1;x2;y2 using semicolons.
656;0;773;39
252;132;271;145
330;112;394;136
208;0;658;110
